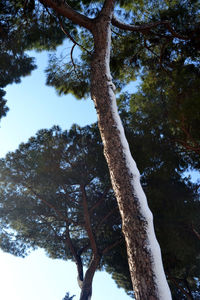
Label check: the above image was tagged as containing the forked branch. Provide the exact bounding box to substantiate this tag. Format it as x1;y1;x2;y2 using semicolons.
58;16;91;54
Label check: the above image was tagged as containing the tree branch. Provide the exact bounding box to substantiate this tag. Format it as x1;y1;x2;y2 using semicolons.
81;184;98;257
96;206;118;231
89;186;110;213
165;23;190;40
30;190;84;284
39;0;94;30
64;224;84;283
112;15;168;32
102;238;123;255
170;277;193;300
57;15;91;54
191;225;200;241
144;38;159;58
70;43;80;79
112;15;189;40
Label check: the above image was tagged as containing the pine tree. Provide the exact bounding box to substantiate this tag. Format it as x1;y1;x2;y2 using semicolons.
0;122;199;299
1;1;200;298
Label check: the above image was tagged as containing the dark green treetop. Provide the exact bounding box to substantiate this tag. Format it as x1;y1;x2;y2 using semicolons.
0;121;199;299
0;124;123;299
0;1;200;298
1;1;200;105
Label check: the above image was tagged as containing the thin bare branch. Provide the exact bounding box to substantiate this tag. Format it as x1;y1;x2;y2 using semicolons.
144;38;159;58
192;225;200;241
102;238;123;255
58;16;91;54
70;44;79;76
78;244;90;256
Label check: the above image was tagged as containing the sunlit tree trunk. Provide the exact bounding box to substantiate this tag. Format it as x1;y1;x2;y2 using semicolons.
90;7;171;300
38;1;172;298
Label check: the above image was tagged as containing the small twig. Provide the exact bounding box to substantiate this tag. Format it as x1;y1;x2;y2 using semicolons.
165;22;190;41
111;28;124;37
96;207;118;231
144;38;159;58
191;224;200;241
89;186;110;213
70;44;78;72
58;15;91;54
70;43;83;82
78;244;90;256
143;38;171;74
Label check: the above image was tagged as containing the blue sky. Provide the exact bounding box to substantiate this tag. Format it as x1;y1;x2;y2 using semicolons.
0;249;131;300
0;49;97;157
0;50;131;300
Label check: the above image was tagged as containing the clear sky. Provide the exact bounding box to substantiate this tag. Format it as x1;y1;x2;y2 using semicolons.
0;49;131;300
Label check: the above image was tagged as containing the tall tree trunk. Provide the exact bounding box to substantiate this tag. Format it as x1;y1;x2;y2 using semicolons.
90;10;172;300
39;1;171;299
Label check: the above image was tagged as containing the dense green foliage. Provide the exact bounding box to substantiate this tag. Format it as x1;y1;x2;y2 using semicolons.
44;0;200;160
1;0;200;298
0;1;38;120
0;120;199;298
0;124;120;257
0;0;67;121
1;0;199;160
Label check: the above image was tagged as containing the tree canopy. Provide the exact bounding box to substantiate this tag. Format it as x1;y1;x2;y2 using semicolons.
0;124;124;299
1;0;200;299
0;121;199;299
1;0;199;158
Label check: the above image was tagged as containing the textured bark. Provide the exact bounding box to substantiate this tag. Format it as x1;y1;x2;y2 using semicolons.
37;1;171;298
90;7;171;300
